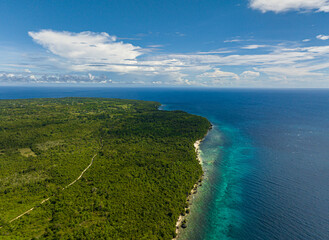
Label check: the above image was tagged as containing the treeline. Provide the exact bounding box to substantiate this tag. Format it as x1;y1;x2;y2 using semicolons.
0;97;210;239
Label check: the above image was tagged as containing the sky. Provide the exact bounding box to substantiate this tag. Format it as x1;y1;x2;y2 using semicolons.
1;0;329;87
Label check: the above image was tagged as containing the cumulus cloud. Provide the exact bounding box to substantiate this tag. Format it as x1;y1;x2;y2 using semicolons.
151;43;329;86
28;30;144;73
28;30;142;61
27;30;195;83
250;0;329;13
316;34;329;40
0;29;325;87
196;68;241;86
198;68;240;80
240;71;260;79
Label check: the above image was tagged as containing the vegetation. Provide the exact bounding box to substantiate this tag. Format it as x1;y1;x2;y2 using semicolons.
0;97;210;239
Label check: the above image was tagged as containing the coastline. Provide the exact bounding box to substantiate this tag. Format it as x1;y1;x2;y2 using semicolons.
173;125;212;240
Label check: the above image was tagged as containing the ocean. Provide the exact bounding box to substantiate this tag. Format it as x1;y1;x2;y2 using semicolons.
1;87;328;240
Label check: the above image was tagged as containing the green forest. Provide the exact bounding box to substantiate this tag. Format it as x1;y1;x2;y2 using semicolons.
0;97;210;239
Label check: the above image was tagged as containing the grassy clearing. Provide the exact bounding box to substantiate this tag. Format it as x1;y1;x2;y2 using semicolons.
0;98;210;239
36;140;64;151
18;148;36;157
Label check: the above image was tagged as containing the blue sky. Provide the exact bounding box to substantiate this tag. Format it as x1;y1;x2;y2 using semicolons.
1;0;329;87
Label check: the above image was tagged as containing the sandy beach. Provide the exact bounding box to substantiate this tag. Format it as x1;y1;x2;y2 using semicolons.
173;124;212;239
172;136;206;240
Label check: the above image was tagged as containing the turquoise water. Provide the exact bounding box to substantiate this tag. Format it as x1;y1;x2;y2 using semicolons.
1;87;328;239
164;106;254;240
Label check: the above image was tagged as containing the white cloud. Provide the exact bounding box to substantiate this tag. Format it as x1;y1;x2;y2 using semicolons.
28;30;143;73
255;66;323;76
88;73;95;80
316;34;329;40
27;30;194;80
303;39;311;42
99;79;112;84
152;81;162;85
0;72;114;84
151;43;329;86
241;45;267;49
224;38;254;43
29;75;37;80
198;68;240;80
163;44;329;68
196;68;241;86
175;32;186;37
224;39;242;43
0;29;325;87
240;71;260;79
197;49;234;54
250;0;329;13
147;44;164;48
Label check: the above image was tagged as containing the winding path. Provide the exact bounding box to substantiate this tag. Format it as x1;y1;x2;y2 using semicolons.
62;153;97;190
1;153;98;227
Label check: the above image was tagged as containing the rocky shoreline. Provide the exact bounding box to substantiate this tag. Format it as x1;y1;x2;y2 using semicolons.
173;125;212;239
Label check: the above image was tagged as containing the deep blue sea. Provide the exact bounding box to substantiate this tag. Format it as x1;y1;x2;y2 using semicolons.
1;87;328;240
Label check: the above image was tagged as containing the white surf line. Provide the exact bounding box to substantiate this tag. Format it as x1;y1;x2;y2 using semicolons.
1;153;98;227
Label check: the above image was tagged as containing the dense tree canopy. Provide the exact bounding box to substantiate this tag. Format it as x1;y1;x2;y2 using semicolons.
0;97;210;239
